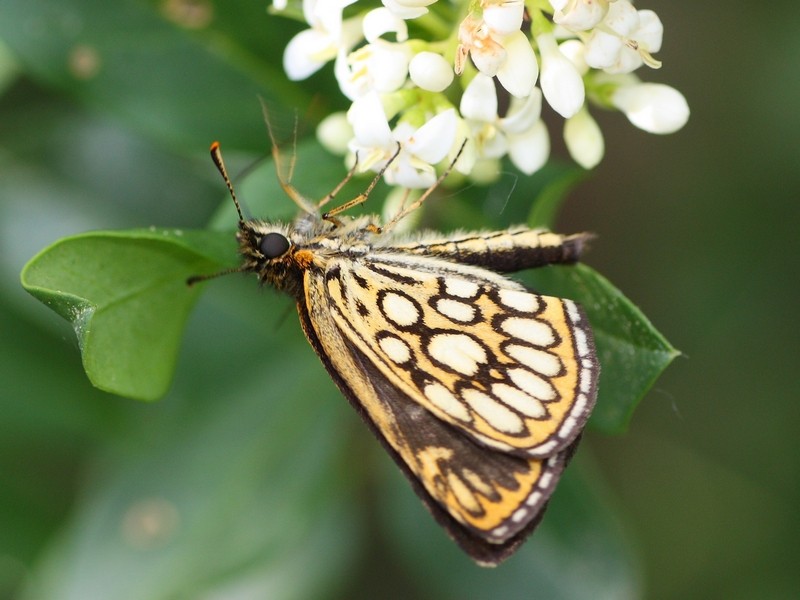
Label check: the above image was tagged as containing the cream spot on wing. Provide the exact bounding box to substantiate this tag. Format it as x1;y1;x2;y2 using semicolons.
508;368;557;401
560;415;578;438
529;440;558;455
378;335;411;364
425;382;470;422
512;507;529;523
428;334;487;375
445;278;479;298
526;491;543;507
491;525;509;538
462;469;494;497
580;369;593;393
564;299;580;321
498;289;540;313
380;292;420;327
505;344;562;376
462;388;525;434
575;327;590;357
447;472;481;514
472;431;515;452
500;317;555;346
491;383;546;418
435;298;476;322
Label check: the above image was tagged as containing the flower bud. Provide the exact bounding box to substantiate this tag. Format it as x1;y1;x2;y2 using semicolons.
409;52;454;92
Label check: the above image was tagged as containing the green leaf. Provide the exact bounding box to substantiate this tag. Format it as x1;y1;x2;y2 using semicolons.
0;0;315;152
20;229;235;401
527;264;680;433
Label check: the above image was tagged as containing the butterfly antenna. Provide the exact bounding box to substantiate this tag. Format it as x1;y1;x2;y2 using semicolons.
186;142;250;287
187;265;247;287
210;141;245;226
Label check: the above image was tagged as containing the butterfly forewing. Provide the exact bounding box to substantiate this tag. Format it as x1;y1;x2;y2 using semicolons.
321;253;595;457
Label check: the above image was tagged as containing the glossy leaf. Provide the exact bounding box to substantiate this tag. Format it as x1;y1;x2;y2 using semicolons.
21;229;236;401
527;264;680;433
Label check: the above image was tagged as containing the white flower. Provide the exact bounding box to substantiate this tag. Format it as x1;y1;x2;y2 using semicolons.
538;32;585;118
612;82;689;134
456;14;507;77
336;39;412;99
460;73;549;175
496;31;539;98
506;114;550;176
282;0;361;81
409;51;454;92
456;6;536;99
482;1;525;36
347;92;459;187
460;72;499;123
553;0;611;32
558;38;589;75
563;106;604;168
584;0;663;73
382;0;438;20
363;7;408;43
276;0;689;180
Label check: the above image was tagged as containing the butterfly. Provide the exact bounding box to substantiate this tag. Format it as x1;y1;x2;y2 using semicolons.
192;141;599;566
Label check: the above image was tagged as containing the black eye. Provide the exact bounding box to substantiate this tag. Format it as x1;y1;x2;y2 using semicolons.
259;232;290;258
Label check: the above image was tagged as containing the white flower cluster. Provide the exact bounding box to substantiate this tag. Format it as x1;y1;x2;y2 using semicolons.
276;0;689;188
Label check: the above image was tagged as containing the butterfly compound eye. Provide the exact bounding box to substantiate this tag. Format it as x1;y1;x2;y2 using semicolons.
259;232;291;258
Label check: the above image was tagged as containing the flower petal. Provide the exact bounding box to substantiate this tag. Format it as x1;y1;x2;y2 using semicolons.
612;83;690;134
496;31;538;98
363;7;409;43
563;106;604;168
501;88;543;134
460;73;498;122
508;120;550;175
283;28;334;80
483;2;524;36
538;33;585;118
406;109;457;164
348;92;393;147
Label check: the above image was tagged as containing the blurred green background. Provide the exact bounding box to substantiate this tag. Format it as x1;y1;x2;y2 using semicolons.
1;1;798;599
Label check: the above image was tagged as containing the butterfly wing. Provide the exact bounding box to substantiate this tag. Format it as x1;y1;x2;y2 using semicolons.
296;283;575;565
295;253;597;564
320;253;598;457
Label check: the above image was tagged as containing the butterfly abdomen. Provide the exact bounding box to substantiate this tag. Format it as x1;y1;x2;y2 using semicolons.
392;229;590;272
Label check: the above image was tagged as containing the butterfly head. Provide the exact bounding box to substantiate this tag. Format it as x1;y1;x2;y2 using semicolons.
236;220;307;297
187;142;305;292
